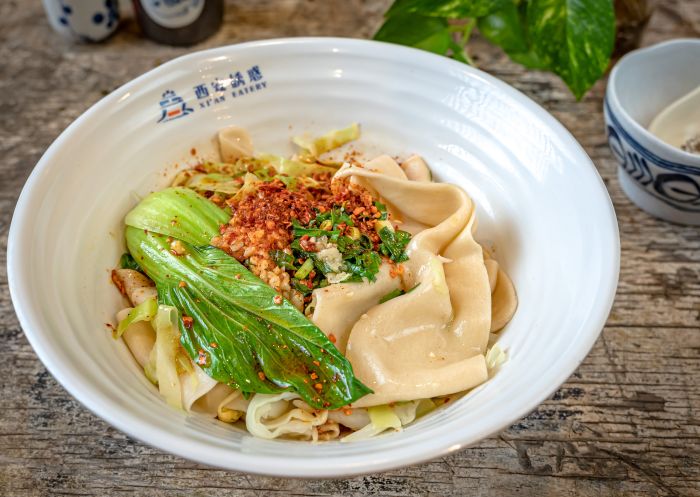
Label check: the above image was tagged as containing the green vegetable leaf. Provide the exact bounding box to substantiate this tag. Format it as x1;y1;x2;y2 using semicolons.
378;227;412;263
526;0;615;99
291;123;360;158
115;297;157;338
292;220;339;239
119;252;142;272
256;154;337;177
125;187;229;246
295;258;315;279
184;173;243;195
126;226;371;409
345;251;382;282
151;305;186;408
379;288;404;304
386;0;507;18
374;13;451;55
378;283;420;304
269;250;297;270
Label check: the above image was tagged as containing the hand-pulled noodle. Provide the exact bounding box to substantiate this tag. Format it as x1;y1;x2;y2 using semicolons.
311;264;400;354
113;124;517;442
327;163;494;407
218;125;254;162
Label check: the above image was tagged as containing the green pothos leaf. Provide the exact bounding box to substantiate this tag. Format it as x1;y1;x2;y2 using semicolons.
478;1;549;70
527;0;615;99
386;0;508;18
374;14;451;55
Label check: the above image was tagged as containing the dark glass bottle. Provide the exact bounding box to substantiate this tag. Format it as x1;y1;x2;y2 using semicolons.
132;0;223;46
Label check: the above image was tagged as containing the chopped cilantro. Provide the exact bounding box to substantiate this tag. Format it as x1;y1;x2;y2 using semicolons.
379;288;403;304
269;249;297;270
378;227;411;262
379;283;420;304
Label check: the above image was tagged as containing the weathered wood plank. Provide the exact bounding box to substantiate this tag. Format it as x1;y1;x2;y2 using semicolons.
1;1;699;496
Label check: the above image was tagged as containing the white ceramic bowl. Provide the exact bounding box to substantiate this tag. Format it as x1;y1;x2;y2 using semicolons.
605;38;700;225
8;38;619;477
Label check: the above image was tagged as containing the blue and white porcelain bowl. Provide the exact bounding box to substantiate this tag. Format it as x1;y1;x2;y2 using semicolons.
605;38;700;225
42;0;120;43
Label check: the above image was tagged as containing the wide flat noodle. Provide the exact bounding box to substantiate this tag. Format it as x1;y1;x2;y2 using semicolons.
218;125;253;162
483;252;518;332
311;264;400;353
332;164;492;407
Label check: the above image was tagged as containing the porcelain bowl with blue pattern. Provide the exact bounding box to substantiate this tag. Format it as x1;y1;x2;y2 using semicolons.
605;38;700;225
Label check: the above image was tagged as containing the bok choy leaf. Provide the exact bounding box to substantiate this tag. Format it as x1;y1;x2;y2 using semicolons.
125;187;229;246
124;220;371;409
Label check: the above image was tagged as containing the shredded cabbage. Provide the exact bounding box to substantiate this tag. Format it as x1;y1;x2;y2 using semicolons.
115;298;157;338
152;305;184;409
245;392;327;440
183;173;242;195
486;344;508;371
217;390;246;423
257;154;337;176
341;404;402;442
415;398;437;418
292;123;360;159
340;399;438;442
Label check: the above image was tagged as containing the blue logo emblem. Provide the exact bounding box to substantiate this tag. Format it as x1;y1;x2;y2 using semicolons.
157;90;194;123
157;65;268;121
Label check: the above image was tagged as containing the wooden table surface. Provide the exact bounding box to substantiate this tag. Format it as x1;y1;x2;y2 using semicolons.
2;1;699;495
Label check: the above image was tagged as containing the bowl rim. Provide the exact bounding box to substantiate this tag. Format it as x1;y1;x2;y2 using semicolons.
7;37;620;478
606;37;700;169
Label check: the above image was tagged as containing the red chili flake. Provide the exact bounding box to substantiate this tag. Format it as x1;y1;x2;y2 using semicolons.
234;274;242;280
258;372;266;381
328;333;337;344
300;239;317;252
343;408;352;416
182;316;194;329
303;378;309;384
323;402;331;408
273;294;283;305
197;349;207;365
210;342;218;348
178;281;187;288
310;373;318;380
314;383;323;391
313;360;320;366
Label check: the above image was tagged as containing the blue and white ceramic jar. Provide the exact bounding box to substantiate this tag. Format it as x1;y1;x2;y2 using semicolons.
605;38;700;225
42;0;120;42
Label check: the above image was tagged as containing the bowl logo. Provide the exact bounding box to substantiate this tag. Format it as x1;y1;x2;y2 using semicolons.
156;65;268;123
157;90;194;123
